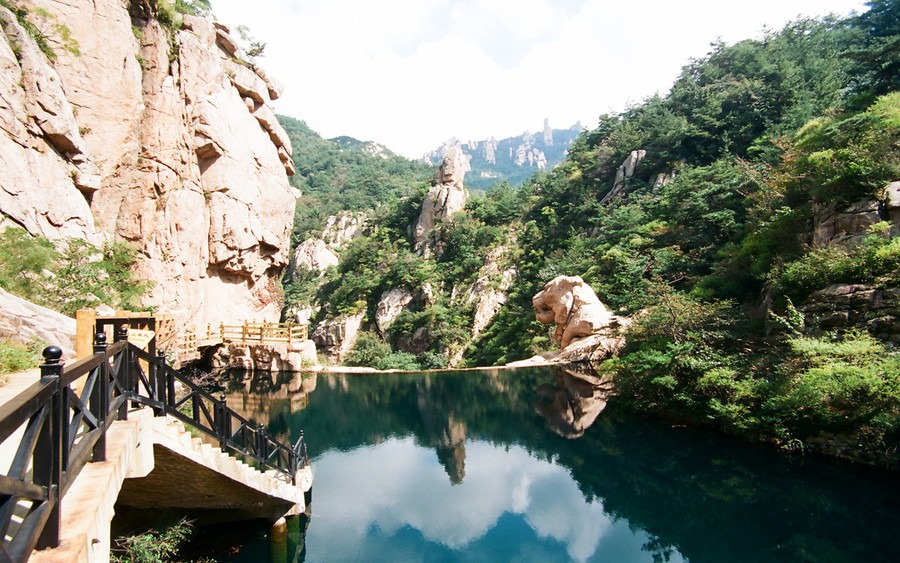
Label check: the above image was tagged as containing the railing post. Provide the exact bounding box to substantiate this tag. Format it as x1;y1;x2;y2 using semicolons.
155;349;167;415
166;354;176;409
92;333;109;462
215;394;227;449
257;423;267;463
299;430;308;467
116;326;138;410
35;346;64;549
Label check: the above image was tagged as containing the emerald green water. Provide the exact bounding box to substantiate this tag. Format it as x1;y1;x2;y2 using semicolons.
202;366;900;562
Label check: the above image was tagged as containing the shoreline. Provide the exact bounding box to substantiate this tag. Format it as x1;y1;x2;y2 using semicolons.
306;358;566;375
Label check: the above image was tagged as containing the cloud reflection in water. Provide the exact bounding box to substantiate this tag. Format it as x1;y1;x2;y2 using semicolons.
306;437;681;562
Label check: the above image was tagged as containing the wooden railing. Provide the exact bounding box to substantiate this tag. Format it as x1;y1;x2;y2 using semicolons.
0;327;310;562
184;321;308;349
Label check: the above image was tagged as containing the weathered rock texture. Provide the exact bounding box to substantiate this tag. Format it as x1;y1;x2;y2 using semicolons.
414;145;470;257
321;211;367;248
448;243;517;366
1;0;295;331
600;149;646;205
798;182;900;342
801;284;900;341
0;287;76;359
507;276;629;367
0;5;100;244
290;239;338;273
289;211;367;279
376;288;413;336
311;311;366;363
533;275;619;348
211;341;317;372
813;182;900;246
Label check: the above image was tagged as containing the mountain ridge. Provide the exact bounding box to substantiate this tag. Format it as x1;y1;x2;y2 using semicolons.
422;119;584;192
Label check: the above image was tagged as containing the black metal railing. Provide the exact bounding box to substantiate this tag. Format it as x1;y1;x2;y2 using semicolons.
0;327;309;562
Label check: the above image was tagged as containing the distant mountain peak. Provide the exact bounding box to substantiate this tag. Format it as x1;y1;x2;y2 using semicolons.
421;120;584;192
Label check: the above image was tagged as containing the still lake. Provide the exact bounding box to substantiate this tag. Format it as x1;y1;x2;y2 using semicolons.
198;365;899;562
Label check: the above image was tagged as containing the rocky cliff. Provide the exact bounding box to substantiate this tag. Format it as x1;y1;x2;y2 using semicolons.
0;0;295;329
413;145;470;258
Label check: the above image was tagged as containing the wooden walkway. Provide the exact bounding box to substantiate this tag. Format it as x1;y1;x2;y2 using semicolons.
74;312;309;365
184;321;308;348
179;321;308;363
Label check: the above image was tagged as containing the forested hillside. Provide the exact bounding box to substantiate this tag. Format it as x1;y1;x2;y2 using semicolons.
278;115;434;243
288;1;900;463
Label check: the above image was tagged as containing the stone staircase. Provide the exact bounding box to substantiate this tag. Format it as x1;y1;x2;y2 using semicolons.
29;408;312;563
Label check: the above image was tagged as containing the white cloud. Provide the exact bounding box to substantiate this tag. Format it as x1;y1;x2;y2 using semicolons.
305;438;648;561
212;0;868;158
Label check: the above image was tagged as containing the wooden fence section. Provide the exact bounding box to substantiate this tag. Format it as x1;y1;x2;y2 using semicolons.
183;321;309;349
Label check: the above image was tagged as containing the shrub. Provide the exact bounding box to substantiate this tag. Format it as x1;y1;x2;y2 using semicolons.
418;350;449;370
0;337;43;377
769;330;900;437
376;352;421;371
111;518;196;563
0;227;151;316
774;223;900;301
344;331;391;368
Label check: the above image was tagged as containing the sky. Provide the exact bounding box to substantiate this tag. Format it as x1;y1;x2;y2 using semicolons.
212;0;870;159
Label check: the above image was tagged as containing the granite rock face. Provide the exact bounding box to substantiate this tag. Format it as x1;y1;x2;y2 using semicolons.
376;288;413;336
0;1;296;330
0;6;100;244
311;311;366;363
600;149;646;205
533;275;619;349
290;240;339;273
321;211;367;248
0;287;76;360
800;283;900;341
211;341;318;372
414;145;470;257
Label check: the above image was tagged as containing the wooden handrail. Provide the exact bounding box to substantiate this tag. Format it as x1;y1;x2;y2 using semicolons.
181;321;308;349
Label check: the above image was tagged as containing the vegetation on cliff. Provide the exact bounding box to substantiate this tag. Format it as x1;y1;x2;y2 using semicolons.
0;227;151;316
278;115;434;244
290;0;900;461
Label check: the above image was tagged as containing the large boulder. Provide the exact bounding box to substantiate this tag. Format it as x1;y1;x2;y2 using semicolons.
533;275;618;348
0;287;76;360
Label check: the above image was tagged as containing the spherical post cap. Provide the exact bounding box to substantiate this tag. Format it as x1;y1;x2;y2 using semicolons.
94;332;107;344
42;346;63;362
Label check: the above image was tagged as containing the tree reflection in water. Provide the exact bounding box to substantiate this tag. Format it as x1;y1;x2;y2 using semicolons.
204;366;900;562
